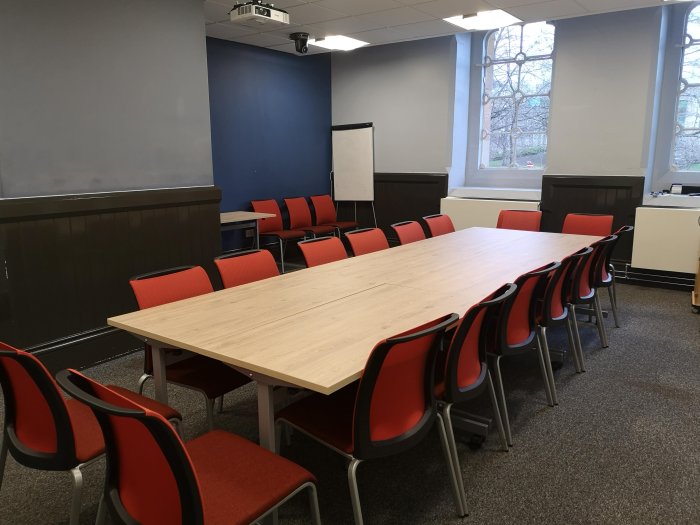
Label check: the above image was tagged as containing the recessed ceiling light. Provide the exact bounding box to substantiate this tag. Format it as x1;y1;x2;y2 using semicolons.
308;35;369;51
444;10;522;31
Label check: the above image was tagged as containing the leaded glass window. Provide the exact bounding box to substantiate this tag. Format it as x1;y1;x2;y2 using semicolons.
673;5;700;172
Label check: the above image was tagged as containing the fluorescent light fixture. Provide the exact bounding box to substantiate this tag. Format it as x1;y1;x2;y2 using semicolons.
308;35;369;51
444;10;522;31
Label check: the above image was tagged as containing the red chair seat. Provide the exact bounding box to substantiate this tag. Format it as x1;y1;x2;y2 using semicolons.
262;229;306;240
302;224;336;236
329;220;358;231
66;399;105;463
185;430;317;525
165;355;250;399
276;383;357;454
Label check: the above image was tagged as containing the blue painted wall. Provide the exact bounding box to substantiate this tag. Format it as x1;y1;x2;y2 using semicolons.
207;38;332;216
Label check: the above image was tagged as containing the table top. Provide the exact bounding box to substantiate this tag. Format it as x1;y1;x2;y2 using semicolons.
220;211;275;223
108;227;599;395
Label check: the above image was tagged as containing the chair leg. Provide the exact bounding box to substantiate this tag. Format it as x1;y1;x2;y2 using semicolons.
565;316;583;373
217;395;225;413
607;286;620;328
279;239;285;274
490;354;512;447
437;409;467;516
0;432;8;492
96;494;108;525
69;466;84;525
538;327;559;406
307;483;322;525
486;372;508;452
593;293;609;348
534;336;554;407
569;305;586;372
347;458;364;525
205;396;215;430
137;373;152;395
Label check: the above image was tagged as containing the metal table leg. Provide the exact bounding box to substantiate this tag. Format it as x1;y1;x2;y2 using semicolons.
150;341;168;404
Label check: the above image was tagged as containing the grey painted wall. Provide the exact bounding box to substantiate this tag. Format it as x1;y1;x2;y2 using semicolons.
331;37;457;177
546;8;664;177
0;0;213;198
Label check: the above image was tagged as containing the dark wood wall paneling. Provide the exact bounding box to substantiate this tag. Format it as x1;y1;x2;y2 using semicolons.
539;175;645;262
336;173;448;244
0;187;222;372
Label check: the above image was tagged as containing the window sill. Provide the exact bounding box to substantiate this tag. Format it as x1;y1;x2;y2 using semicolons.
448;187;541;201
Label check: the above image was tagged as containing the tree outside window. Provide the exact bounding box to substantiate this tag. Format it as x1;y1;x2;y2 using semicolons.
480;22;555;170
673;5;700;172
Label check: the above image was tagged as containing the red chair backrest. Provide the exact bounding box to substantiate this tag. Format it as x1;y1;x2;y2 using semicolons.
391;221;426;245
588;235;618;288
496;210;542;231
540;249;587;325
345;228;390;256
309;194;337;225
0;342;80;470
423;214;455;237
352;313;458;460
562;213;613;236
251;199;284;233
298;237;348;268
56;369;204;525
129;266;213;310
214;250;280;288
570;246;595;302
496;262;558;350
442;284;517;400
284;197;313;230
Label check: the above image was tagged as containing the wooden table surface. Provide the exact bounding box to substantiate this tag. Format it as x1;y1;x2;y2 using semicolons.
109;227;599;395
220;211;275;223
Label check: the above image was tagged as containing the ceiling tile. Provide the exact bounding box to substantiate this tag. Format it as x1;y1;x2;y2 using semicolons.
387;19;462;39
411;0;496;19
204;2;233;23
232;32;293;47
348;27;407;44
506;0;590;22
285;3;349;24
574;0;660;12
313;0;404;16
306;16;386;36
355;7;435;28
206;22;257;40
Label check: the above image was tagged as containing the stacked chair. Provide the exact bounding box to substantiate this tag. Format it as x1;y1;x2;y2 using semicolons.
284;197;337;238
310;194;358;235
251;199;306;273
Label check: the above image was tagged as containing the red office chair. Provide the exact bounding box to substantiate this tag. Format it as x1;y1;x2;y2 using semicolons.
56;369;321;525
251;199;307;273
344;228;390;256
599;225;634;327
129;266;251;429
536;248;590;387
422;214;455;237
496;210;542;232
489;262;560;446
277;313;462;524
298;236;348;268
310;194;358;234
562;213;613;236
0;342;180;525
284;197;337;238
567;237;617;370
390;220;426;245
214;249;280;288
436;283;516;513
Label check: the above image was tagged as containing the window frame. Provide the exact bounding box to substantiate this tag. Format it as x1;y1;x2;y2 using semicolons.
651;2;700;191
465;23;556;189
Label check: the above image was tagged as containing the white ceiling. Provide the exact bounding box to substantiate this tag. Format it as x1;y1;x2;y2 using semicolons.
204;0;670;54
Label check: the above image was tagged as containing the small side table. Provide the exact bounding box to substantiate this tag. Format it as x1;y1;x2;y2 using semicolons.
220;211;275;250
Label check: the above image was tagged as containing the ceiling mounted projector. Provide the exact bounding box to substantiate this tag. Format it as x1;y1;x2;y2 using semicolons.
230;1;289;28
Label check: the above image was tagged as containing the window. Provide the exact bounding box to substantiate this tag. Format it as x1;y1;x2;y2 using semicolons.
672;5;700;172
479;22;555;170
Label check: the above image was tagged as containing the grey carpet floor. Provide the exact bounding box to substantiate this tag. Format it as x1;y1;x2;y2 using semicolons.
0;283;698;524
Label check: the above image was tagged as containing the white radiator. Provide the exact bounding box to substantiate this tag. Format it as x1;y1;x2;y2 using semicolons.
440;196;539;230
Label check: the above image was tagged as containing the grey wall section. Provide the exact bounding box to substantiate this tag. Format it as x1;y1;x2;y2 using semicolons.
0;0;213;198
331;37;457;175
546;8;664;177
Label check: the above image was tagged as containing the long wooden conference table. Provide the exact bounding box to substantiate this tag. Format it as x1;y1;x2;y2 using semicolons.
108;227;599;452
